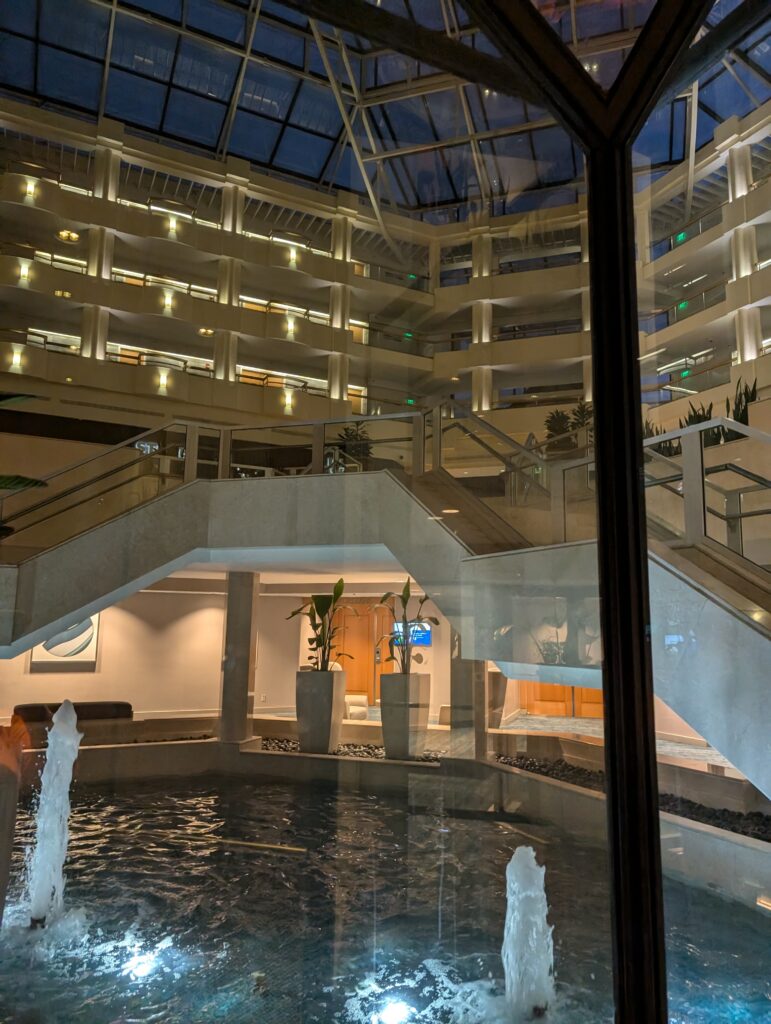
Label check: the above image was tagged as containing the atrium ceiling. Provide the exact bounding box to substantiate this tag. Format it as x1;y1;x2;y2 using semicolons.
0;0;768;224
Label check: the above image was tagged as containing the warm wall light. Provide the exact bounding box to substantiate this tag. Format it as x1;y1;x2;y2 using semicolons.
168;215;178;234
11;349;22;369
57;229;80;243
283;387;293;413
54;289;72;299
198;327;215;337
25;179;37;198
19;261;30;282
289;246;297;265
286;314;295;335
163;290;174;312
159;370;169;389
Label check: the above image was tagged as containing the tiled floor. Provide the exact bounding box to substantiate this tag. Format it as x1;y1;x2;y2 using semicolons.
501;713;734;768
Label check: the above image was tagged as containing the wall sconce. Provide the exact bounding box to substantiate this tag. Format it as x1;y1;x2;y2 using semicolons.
163;290;174;312
19;260;30;283
25;179;37;199
54;289;72;299
11;349;22;369
198;327;214;337
289;246;297;266
159;370;169;390
283;387;293;413
57;229;80;243
168;216;178;235
286;314;295;336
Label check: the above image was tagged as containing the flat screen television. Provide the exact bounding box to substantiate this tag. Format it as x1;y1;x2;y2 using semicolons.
393;621;433;647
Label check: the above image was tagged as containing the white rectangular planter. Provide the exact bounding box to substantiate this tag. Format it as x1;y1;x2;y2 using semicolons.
296;671;347;754
380;673;430;760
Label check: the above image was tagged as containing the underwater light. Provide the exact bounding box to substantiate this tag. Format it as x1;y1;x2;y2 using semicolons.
122;950;157;980
372;1000;415;1024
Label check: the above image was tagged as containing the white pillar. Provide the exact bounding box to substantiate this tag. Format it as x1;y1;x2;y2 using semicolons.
217;258;240;306
81;305;108;359
222;182;245;234
734;306;762;363
472;300;492;345
331;214;352;261
582;358;593;403
328;352;350;401
329;282;350;330
727;143;753;201
471;365;493;412
93;145;121;201
472;232;493;277
220;572;259;743
731;224;758;280
87;225;114;279
214;330;238;382
635;206;652;265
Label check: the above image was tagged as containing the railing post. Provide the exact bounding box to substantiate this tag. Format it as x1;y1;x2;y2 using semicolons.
411;414;425;478
431;406;443;471
681;430;706;546
724;490;743;555
311;423;325;474
217;429;232;480
183;424;199;484
550;464;566;543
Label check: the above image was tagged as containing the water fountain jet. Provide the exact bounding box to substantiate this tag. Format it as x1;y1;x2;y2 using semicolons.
501;846;554;1020
26;700;82;928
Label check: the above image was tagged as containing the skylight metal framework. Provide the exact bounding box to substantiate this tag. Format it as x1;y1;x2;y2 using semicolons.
0;0;766;223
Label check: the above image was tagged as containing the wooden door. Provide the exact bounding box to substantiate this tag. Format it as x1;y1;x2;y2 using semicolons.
574;687;604;719
338;607;373;698
521;681;573;717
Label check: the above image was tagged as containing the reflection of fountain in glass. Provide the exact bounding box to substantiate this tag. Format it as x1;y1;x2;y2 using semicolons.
26;700;82;928
502;846;554;1020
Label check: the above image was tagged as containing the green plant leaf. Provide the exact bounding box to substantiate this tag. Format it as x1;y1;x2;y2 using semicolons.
333;577;345;603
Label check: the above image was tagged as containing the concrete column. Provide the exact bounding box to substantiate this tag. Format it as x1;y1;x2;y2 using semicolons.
220;572;259;743
472;233;493;277
222;183;245;233
93;145;121;201
731;224;758;280
329;282;350;330
331;214;352;261
214;330;238;382
472;300;492;345
81;305;108;360
471;365;493;412
87;225;114;279
727;143;753;201
217;258;240;306
450;629;488;760
734;306;762;363
328;352;350;401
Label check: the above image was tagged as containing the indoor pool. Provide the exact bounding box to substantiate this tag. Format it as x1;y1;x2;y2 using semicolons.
0;776;768;1023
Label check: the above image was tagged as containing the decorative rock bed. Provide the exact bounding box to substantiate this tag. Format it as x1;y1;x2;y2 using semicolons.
261;736;445;762
496;754;771;843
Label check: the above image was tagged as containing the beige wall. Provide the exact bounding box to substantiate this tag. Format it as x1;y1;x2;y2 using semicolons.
0;589;226;722
0;433;108;479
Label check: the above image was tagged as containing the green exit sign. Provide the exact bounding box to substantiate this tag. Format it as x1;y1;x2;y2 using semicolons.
681;369;691;378
675;231;687;244
403;331;413;339
678;300;689;310
405;398;416;405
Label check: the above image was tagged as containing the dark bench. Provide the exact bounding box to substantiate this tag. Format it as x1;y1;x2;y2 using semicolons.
13;702;133;724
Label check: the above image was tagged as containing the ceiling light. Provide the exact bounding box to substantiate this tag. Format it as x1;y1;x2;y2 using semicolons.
451;376;460;381
690;348;713;358
57;229;80;243
54;289;72;299
638;347;666;362
441;508;460;514
198;327;215;337
65;376;73;383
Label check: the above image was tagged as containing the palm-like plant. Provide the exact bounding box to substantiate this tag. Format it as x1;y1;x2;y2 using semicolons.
288;578;352;671
544;409;575;452
570;398;593;429
377;579;439;674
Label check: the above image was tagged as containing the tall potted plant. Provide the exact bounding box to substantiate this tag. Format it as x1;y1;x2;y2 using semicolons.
288;578;351;754
377;580;438;760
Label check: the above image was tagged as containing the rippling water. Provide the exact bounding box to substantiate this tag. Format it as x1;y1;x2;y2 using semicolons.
0;776;768;1023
